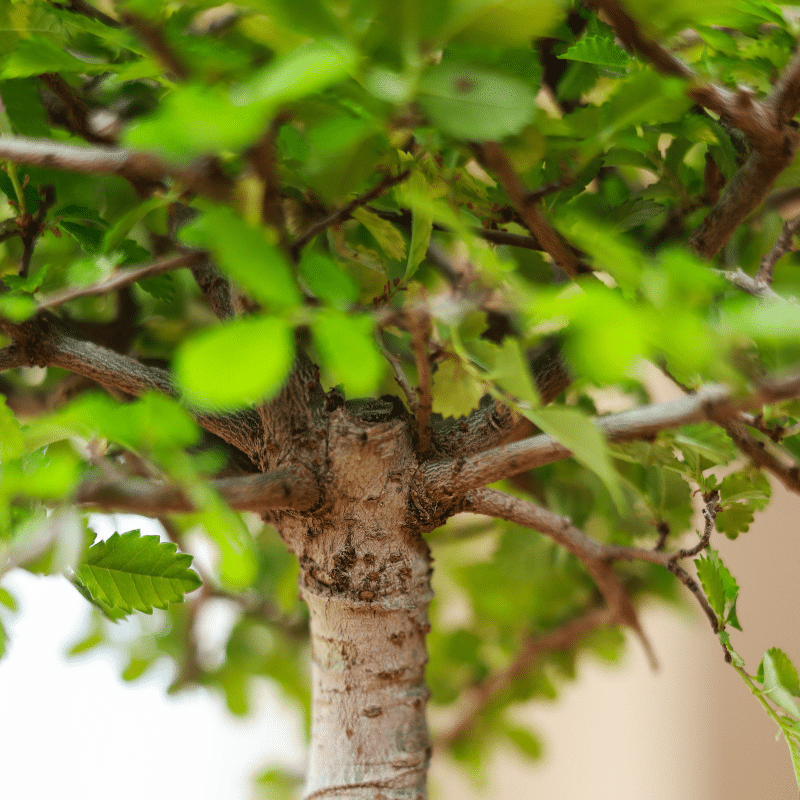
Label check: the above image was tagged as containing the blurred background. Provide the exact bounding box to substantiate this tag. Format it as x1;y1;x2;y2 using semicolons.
1;484;798;799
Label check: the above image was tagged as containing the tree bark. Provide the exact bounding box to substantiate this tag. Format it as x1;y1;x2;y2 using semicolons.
273;408;433;799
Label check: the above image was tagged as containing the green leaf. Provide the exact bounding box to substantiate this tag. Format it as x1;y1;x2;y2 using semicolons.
0;397;24;460
352;207;407;262
444;0;562;46
503;724;543;760
525;406;625;510
73;531;202;616
175;316;294;412
1;36;95;78
299;251;359;310
231;39;357;107
417;62;538;141
404;171;434;282
695;548;740;629
312;310;384;397
558;35;631;71
180;206;300;311
759;649;800;718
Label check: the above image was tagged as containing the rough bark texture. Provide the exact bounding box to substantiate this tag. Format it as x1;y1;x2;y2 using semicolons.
272;406;434;799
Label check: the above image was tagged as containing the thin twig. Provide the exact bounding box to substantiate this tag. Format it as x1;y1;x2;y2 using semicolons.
435;606;615;749
121;12;190;81
289;169;411;260
39;73;114;144
36;251;206;310
756;214;800;286
0;136;235;202
377;332;418;413
247;114;290;248
474;142;586;277
464;488;657;667
368;208;545;251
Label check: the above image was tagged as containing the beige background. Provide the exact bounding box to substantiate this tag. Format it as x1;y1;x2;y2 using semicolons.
432;481;800;799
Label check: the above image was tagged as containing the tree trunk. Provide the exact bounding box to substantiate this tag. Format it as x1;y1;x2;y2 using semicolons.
274;408;433;799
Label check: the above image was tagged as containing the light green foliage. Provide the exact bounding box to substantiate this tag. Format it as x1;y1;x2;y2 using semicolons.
175;315;295;411
73;531;201;617
2;0;800;792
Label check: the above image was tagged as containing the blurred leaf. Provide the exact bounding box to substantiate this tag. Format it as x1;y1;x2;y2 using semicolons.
417;62;538;141
181;206;300;310
175;316;294;412
695;548;740;630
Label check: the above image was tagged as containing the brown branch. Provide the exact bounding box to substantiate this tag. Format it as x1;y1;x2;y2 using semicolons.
464;488;657;667
711;412;800;496
247;115;290;247
688;146;799;260
474;142;585;277
121;12;190;81
435;606;615;749
421;368;800;498
0;136;235;202
38;73;114;144
0;345;25;372
289;169;411;260
74;466;319;515
188;257;236;320
50;0;121;28
0;312;265;458
756;214;800;286
36;251;206;310
377;333;418;413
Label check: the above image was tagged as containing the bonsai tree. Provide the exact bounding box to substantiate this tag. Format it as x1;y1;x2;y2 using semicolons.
3;0;800;795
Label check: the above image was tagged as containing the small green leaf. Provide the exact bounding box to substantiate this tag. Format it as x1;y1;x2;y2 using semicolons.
558;35;631;71
503;724;543;760
401;171;434;282
760;649;800;717
312;310;384;397
417;62;538;141
175;316;294;412
352;207;407;262
232;39;357;107
1;36;93;78
73;531;202;616
525;406;625;510
299;251;359;310
181;206;300;311
695;548;740;628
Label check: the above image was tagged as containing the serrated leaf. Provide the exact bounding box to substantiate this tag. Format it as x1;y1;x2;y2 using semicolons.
352;207;407;261
695;548;739;628
401;171;435;282
558;35;631;71
417;62;538;141
73;530;201;616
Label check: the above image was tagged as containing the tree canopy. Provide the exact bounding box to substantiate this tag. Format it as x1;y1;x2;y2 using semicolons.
3;0;800;796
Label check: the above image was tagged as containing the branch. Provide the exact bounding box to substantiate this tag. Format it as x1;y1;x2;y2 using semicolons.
756;214;800;287
36;251;206;310
474;142;586;277
435;606;615;749
406;311;433;456
121;12;190;81
0;313;265;457
464;488;657;667
0;345;25;372
74;466;319;515
587;0;800;259
421;368;800;497
39;73;114;144
0;136;235;202
289;169;411;260
368;208;545;251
